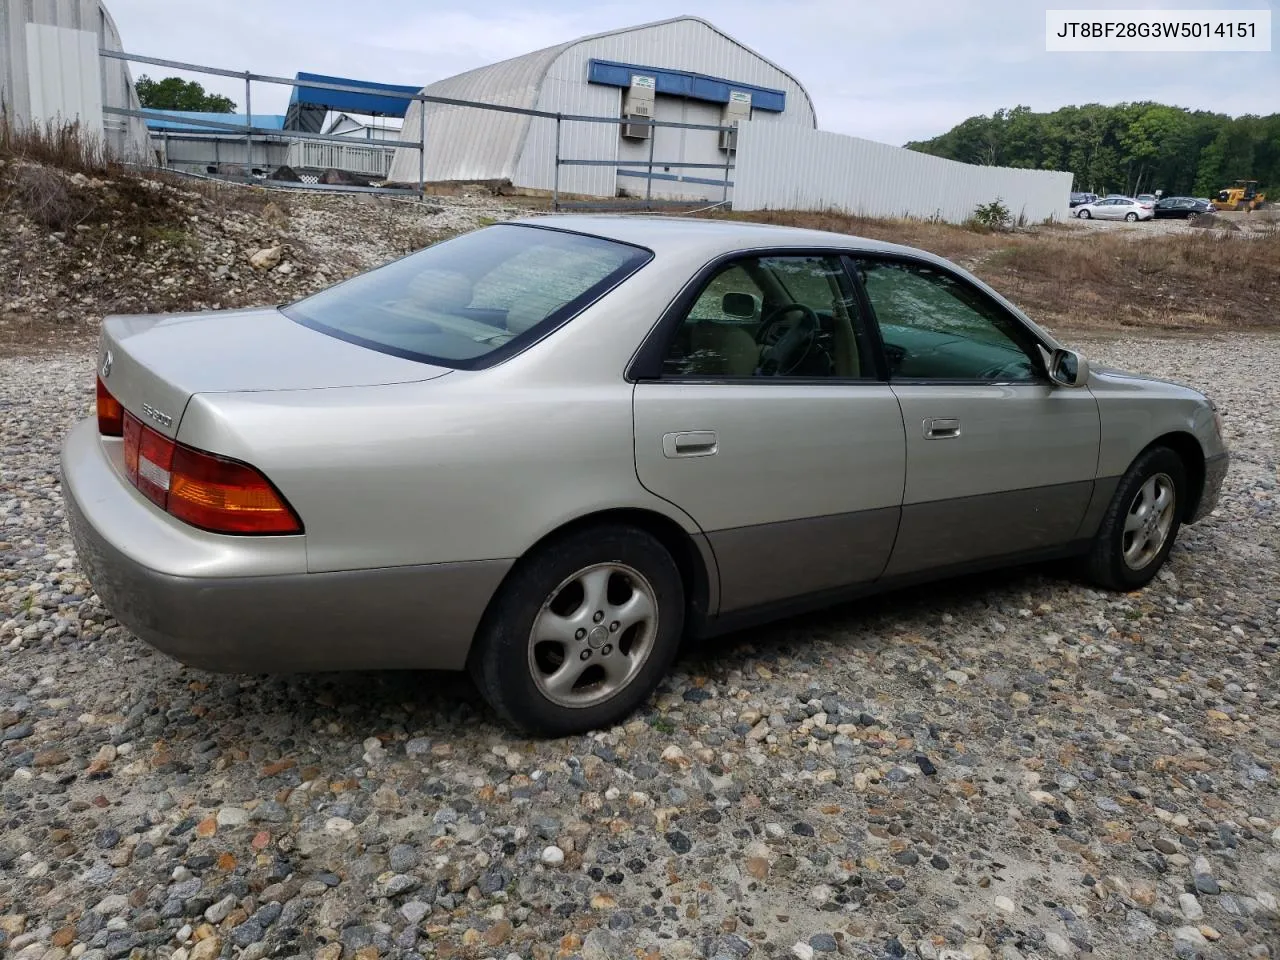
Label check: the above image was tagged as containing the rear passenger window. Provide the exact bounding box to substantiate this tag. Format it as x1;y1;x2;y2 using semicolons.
662;256;875;380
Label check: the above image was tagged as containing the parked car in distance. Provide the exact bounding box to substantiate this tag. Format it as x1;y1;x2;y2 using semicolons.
1070;192;1099;207
1154;197;1214;220
1075;197;1155;221
63;217;1229;736
1136;193;1157;204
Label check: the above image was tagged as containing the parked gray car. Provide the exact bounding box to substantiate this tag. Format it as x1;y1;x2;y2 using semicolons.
62;216;1229;735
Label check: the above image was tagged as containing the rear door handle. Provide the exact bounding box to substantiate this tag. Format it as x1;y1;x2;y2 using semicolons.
663;431;718;458
923;418;961;439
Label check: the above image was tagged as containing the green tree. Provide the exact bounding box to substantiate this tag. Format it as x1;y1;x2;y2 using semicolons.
907;102;1278;197
135;75;236;112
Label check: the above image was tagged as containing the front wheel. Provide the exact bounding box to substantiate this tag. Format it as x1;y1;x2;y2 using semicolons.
1081;446;1186;591
468;525;685;736
1125;212;1139;222
1077;209;1091;219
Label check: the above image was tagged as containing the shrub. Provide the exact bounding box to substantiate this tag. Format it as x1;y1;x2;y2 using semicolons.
970;198;1012;230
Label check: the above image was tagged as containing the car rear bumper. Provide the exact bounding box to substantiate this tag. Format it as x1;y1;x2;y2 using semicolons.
1189;452;1229;524
61;418;510;673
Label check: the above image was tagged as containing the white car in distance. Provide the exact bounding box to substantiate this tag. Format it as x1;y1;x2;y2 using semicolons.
1075;197;1155;221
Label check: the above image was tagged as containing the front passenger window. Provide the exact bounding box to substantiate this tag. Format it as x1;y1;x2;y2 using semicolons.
856;259;1041;382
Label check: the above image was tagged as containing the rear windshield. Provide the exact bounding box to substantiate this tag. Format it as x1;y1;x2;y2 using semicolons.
284;224;651;369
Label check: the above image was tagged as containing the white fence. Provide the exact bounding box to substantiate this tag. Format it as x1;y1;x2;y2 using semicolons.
284;140;394;177
733;122;1073;224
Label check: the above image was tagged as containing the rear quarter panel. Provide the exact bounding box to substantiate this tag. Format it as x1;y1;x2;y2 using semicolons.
175;255;707;574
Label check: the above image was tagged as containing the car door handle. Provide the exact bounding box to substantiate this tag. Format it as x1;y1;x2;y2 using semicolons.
663;431;718;458
923;418;961;439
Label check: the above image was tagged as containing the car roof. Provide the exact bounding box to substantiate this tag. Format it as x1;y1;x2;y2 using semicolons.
509;214;930;262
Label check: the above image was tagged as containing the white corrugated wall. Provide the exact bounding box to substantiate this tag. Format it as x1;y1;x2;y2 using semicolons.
733;122;1073;223
516;16;814;198
388;16;815;197
387;44;562;185
0;0;150;161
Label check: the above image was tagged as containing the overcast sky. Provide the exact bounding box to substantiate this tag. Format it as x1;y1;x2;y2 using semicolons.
106;0;1277;145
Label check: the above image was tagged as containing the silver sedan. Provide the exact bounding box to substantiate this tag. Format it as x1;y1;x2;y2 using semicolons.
62;216;1229;735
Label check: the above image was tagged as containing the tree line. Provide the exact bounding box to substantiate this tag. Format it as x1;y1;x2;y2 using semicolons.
136;75;236;114
905;103;1279;198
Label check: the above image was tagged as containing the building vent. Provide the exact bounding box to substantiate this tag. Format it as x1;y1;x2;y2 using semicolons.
621;74;656;140
719;90;752;151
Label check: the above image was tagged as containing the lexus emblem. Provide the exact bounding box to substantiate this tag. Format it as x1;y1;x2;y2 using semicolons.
100;349;113;379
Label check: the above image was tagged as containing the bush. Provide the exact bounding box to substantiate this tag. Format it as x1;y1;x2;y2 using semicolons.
969;198;1012;230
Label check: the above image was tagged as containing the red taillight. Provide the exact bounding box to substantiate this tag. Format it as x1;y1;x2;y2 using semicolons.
122;411;302;535
97;377;123;436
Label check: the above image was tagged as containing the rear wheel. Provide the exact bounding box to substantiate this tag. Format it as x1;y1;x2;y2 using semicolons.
1081;446;1186;591
1125;212;1139;222
468;525;684;736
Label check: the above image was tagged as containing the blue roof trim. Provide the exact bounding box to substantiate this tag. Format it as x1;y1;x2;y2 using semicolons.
586;59;786;112
289;73;422;118
143;110;286;132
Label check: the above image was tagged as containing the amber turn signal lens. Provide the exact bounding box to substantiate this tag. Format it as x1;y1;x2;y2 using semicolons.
121;411;302;535
96;377;124;436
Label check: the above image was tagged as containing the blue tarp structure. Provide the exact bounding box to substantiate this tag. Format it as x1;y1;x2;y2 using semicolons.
288;73;421;118
142;110;287;132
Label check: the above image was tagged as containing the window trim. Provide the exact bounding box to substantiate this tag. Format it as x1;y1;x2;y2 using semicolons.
284;223;654;372
848;252;1053;386
626;246;889;384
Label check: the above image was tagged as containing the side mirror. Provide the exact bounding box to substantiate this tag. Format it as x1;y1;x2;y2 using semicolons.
721;292;757;319
1048;347;1090;388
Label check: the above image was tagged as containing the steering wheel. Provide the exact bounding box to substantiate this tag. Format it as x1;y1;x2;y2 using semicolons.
755;303;819;376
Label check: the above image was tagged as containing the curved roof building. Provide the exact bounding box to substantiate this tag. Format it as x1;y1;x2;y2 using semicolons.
1;0;150;160
388;16;816;200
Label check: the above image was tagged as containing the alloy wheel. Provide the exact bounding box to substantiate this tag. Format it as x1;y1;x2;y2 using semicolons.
527;562;659;708
1122;472;1176;570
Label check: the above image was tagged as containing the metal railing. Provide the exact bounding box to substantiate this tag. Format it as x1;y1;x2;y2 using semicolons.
99;48;736;207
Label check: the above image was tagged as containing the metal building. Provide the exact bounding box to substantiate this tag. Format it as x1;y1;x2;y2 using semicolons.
0;0;149;160
388;15;816;200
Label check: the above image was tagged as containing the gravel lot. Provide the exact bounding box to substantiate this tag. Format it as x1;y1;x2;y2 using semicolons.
1;333;1277;960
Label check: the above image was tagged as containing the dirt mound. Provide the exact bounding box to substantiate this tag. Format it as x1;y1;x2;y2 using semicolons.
1187;212;1240;231
0;156;518;355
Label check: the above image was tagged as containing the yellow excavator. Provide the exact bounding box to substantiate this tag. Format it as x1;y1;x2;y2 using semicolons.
1212;180;1268;212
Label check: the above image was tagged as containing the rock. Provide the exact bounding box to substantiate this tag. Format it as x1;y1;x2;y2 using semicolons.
204;896;237;924
809;934;838;953
1173;926;1208;947
581;929;627;960
249;246;283;271
1178;893;1204;921
540;846;565;866
994;896;1016;914
1043;932;1073;957
188;938;221;960
665;831;692;854
791;943;815;960
216;807;249;827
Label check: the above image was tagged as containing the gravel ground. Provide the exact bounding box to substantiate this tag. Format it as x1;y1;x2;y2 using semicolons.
0;333;1277;960
1062;211;1277;237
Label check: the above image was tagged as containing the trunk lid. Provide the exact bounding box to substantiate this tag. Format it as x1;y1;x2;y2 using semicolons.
97;308;450;438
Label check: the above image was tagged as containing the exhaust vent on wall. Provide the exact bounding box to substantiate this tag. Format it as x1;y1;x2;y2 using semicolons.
621;74;656;140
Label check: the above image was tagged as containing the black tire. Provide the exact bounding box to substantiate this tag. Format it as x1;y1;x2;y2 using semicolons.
468;524;685;737
1081;446;1187;591
1125;212;1138;222
1078;209;1091;219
